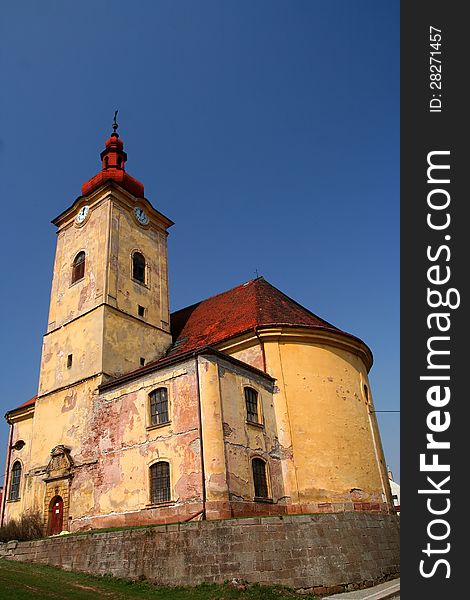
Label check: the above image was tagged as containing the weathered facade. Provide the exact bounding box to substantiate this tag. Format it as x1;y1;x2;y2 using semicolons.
1;124;394;533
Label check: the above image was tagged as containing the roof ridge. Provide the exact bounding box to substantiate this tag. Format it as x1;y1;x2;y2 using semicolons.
254;278;341;332
253;277;266;323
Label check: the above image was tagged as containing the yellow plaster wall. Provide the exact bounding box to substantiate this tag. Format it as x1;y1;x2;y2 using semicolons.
39;187;172;395
3;415;34;521
102;307;171;378
197;357;230;506
227;342;298;505
225;331;391;507
7;182;176;529
225;344;265;372
39;308;105;396
108;201;170;332
47;190;171;336
272;339;389;504
4;378;103;525
47;200;109;331
67;360;202;527
216;362;284;502
30;377;103;470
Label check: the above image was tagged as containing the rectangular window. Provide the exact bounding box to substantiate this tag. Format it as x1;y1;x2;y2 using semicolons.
252;458;269;498
140;357;145;367
150;462;171;504
245;387;259;423
67;354;73;369
149;388;169;426
9;462;21;501
138;305;145;317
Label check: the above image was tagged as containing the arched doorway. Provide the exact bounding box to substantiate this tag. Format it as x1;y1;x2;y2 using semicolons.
48;495;64;535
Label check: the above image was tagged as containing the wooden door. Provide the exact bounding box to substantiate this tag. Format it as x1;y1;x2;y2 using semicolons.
49;495;64;535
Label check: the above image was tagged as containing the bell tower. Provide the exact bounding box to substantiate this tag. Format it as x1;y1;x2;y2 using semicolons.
38;117;173;397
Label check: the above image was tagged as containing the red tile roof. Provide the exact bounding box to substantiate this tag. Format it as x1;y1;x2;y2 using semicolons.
8;278;369;410
167;277;345;357
81;169;144;198
81;127;144;198
7;395;37;416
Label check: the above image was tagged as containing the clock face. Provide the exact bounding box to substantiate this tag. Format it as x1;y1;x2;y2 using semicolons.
134;207;149;225
75;205;89;224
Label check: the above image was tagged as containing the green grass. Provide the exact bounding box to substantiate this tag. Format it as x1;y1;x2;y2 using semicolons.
0;560;319;599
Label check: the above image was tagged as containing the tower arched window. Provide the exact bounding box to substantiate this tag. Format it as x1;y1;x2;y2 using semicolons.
71;251;85;284
149;388;169;426
252;458;269;499
132;251;146;284
150;461;171;504
9;461;22;501
244;387;260;424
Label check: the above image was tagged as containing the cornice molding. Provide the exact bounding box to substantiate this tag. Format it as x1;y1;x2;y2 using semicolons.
6;404;35;424
217;325;373;372
51;181;173;232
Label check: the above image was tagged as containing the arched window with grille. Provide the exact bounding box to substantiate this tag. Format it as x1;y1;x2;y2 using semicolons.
244;387;260;424
252;457;269;499
132;251;146;284
71;251;85;284
149;388;169;426
150;461;171;504
9;461;22;501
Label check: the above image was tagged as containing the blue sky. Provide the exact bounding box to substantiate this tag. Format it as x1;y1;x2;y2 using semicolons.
0;1;400;484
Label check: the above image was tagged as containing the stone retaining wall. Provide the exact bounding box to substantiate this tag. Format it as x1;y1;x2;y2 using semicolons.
0;512;400;594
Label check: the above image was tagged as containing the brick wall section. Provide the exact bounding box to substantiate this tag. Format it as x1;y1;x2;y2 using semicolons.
0;513;400;593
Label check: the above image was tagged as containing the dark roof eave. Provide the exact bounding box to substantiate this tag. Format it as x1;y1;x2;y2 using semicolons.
5;402;36;420
98;346;275;393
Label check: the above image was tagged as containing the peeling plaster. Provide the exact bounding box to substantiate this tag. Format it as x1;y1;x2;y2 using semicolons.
61;392;77;413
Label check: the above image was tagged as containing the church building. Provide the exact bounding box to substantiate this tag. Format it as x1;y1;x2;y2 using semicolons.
1;122;393;534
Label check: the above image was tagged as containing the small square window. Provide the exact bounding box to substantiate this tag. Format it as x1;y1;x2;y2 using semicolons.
138;305;145;318
67;354;73;369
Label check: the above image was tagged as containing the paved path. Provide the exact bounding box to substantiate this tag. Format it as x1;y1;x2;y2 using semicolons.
326;578;400;599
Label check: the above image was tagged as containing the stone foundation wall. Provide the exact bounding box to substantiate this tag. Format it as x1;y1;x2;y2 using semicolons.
0;513;400;593
69;499;392;532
